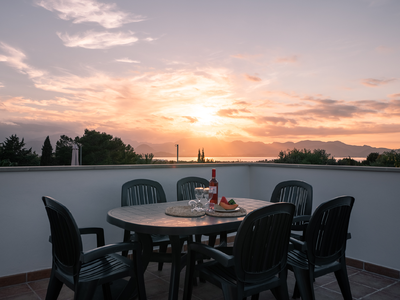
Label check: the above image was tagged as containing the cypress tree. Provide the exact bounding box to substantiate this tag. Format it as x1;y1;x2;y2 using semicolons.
40;136;53;166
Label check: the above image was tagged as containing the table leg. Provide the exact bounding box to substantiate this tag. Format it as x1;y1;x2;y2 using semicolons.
168;235;184;300
136;233;152;271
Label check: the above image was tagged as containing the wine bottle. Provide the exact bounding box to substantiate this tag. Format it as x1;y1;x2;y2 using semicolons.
209;168;218;204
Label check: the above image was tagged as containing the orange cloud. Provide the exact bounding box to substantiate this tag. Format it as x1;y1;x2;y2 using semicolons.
388;93;400;99
361;78;396;87
183;116;198;123
244;74;262;82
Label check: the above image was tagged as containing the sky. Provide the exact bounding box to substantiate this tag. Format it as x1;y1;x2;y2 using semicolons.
1;0;400;149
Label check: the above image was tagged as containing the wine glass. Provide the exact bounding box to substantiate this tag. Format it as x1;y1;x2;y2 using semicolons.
203;187;214;212
194;187;204;212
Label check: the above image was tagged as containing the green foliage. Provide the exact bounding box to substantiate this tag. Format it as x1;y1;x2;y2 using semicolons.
373;150;400;167
55;135;75;165
337;157;362;166
75;129;141;165
0;134;39;166
275;148;336;165
137;153;154;164
40;136;54;166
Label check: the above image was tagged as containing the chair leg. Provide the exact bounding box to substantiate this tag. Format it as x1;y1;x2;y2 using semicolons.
183;248;197;300
334;266;352;300
122;230;131;257
101;283;112;300
219;232;228;247
208;234;217;247
292;282;300;299
75;281;98;300
292;266;315;300
45;272;63;300
158;243;168;271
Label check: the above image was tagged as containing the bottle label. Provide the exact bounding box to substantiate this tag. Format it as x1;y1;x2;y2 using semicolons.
209;186;217;194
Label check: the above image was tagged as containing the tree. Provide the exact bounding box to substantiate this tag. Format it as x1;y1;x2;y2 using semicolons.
40;136;54;166
373;150;400;167
76;129;141;165
55;135;75;165
197;149;201;163
0;134;39;166
275;148;336;165
337;157;361;166
201;148;205;163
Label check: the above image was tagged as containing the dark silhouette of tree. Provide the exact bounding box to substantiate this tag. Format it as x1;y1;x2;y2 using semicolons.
197;149;201;163
40;136;54;166
275;148;336;165
362;152;380;165
0;134;39;166
337;157;361;166
55;135;75;165
76;129;141;165
374;150;400;167
201;148;205;163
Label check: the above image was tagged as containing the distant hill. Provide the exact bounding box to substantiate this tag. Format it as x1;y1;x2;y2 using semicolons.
23;135;394;159
135;138;394;159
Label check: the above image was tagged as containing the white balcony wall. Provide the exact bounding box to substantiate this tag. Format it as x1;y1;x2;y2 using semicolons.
0;163;399;278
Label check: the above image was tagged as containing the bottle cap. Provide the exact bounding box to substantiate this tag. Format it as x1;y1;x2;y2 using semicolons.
212;168;216;177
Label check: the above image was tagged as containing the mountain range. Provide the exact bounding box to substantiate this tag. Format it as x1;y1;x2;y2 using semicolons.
132;138;394;159
23;135;394;159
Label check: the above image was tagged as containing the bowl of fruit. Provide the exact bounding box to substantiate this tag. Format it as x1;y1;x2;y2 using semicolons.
214;197;240;212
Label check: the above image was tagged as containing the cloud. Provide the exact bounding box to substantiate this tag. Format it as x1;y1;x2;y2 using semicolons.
0;82;4;88
0;42;45;78
183;116;198;123
361;78;396;87
217;108;253;119
57;31;139;49
275;55;298;63
259;116;297;125
244;122;400;139
388;93;400;99
115;58;140;64
244;74;262;82
375;46;394;54
35;0;145;28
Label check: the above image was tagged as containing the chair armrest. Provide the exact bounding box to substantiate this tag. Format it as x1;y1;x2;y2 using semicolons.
189;242;234;267
79;227;105;247
82;241;142;263
289;237;307;252
293;215;311;223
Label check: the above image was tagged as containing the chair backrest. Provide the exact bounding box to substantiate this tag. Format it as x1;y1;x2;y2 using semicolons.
121;179;167;206
42;196;82;277
233;202;295;284
305;196;355;266
176;177;209;201
270;180;313;230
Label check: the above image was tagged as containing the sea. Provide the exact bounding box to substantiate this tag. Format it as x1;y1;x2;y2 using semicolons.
154;156;366;162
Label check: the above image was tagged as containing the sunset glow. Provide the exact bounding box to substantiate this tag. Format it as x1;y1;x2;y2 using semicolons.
1;0;400;149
